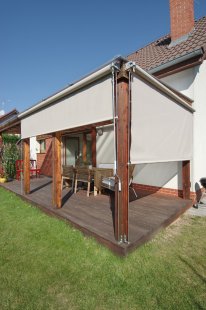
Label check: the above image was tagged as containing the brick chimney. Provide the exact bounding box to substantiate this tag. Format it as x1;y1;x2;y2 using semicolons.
170;0;194;42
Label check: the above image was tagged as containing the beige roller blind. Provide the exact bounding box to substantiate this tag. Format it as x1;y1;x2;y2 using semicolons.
130;74;193;164
21;75;113;139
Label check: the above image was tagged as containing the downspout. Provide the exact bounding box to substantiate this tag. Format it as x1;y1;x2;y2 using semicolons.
111;61;122;242
111;62;120;176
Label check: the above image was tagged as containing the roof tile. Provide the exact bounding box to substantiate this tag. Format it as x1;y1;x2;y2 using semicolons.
127;16;206;71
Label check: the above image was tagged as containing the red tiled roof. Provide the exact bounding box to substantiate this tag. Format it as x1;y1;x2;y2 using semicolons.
127;16;206;71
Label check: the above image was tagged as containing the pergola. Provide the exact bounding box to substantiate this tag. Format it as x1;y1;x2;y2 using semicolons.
18;57;194;243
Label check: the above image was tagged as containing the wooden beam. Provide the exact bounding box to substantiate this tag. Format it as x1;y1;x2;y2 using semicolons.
91;127;96;167
115;67;130;242
52;132;62;208
154;55;203;79
82;133;87;162
182;160;191;199
61;119;113;136
23;138;30;194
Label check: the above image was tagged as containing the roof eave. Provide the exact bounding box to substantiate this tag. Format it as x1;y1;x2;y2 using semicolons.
148;48;204;75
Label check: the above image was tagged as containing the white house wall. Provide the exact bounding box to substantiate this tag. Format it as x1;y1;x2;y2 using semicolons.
192;61;206;192
133;162;182;189
30;137;37;160
162;67;196;99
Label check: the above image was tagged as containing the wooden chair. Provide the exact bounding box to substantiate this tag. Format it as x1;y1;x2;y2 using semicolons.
61;165;75;191
74;167;94;197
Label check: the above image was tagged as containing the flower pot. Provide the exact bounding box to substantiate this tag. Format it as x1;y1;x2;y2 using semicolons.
0;177;7;183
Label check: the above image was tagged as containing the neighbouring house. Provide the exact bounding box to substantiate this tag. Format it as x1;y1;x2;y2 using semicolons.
0;109;20;175
0;109;38;175
127;0;206;200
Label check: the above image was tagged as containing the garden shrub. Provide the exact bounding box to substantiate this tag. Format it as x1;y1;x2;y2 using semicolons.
1;134;21;179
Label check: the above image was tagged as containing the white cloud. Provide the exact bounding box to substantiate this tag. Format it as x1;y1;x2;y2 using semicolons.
0;110;5;116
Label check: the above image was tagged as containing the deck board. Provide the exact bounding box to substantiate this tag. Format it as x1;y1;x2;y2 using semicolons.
1;176;192;255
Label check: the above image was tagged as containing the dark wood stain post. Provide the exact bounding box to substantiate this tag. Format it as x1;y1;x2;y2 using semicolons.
52;132;62;208
23;138;30;194
91;127;96;167
182;160;191;199
115;66;130;242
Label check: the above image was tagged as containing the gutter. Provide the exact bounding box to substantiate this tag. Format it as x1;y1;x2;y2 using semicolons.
148;48;204;75
19;56;125;119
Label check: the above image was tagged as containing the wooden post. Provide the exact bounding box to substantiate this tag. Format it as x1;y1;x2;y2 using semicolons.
115;66;130;242
182;160;191;199
52;132;62;208
82;133;87;162
91;127;96;167
23;138;30;194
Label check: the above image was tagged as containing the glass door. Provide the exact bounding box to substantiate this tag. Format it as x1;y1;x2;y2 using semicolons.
65;137;79;166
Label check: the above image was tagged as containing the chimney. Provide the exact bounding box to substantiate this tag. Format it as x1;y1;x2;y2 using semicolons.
170;0;194;42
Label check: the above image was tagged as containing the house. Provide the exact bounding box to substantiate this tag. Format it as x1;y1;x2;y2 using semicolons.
16;55;193;244
127;0;206;200
1;0;202;249
33;0;205;202
0;110;20;174
0;109;38;175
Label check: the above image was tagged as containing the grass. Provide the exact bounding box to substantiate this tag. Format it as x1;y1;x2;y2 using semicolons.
0;187;206;310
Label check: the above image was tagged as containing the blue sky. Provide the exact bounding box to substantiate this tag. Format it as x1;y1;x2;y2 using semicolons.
1;0;205;114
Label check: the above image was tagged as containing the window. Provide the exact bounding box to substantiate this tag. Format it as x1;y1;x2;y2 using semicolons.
39;139;46;153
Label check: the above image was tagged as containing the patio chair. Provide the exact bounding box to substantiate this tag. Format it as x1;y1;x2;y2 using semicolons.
74;167;94;197
61;165;75;191
101;164;138;199
93;167;113;195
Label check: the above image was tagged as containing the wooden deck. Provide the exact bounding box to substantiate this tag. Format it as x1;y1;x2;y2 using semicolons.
1;177;192;256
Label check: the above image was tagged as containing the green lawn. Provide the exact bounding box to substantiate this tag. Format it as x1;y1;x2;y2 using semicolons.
0;187;205;310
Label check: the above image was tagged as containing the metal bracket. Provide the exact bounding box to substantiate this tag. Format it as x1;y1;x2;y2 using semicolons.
123;234;129;244
125;61;136;72
111;61;121;72
118;180;122;192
